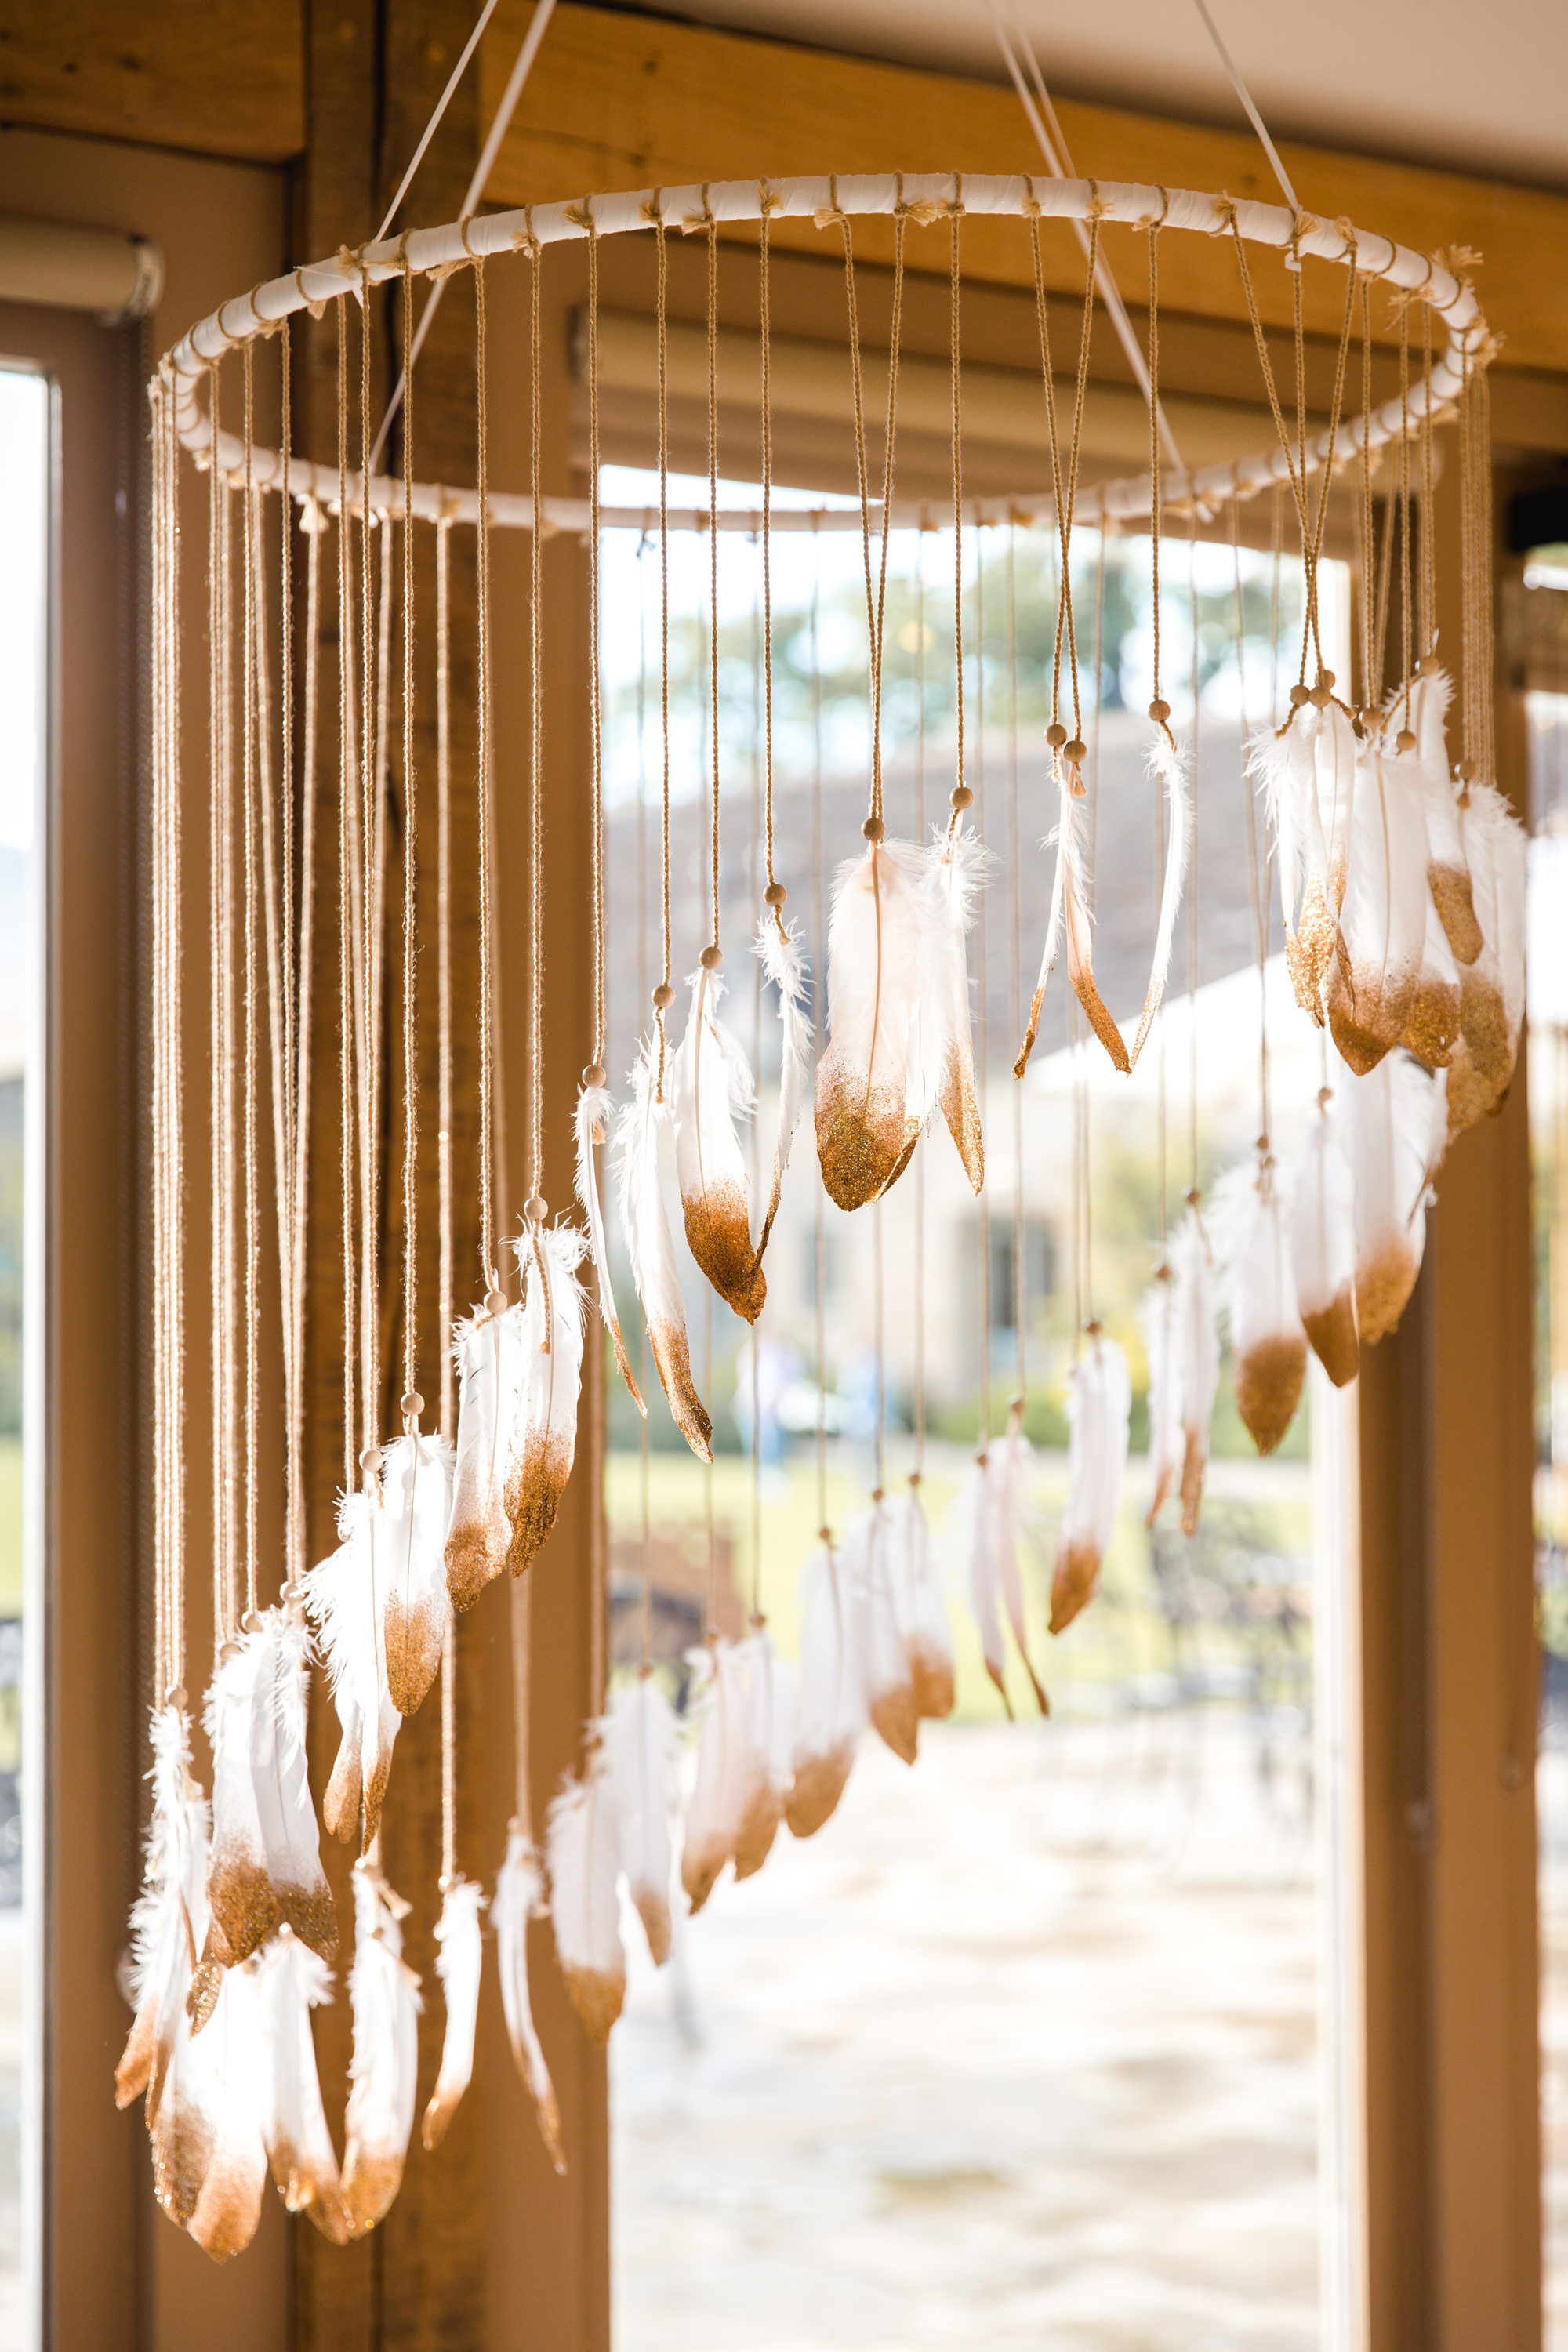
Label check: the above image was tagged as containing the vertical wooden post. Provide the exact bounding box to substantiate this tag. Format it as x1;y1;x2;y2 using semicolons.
1356;450;1542;2350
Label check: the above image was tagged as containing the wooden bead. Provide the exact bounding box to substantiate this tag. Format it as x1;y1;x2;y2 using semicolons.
582;1062;607;1088
699;943;723;970
524;1194;548;1224
1063;738;1087;764
1396;728;1417;754
1046;720;1068;748
862;815;886;842
1309;681;1332;709
652;982;675;1011
950;783;974;811
359;1446;383;1476
1418;652;1440;677
763;880;787;908
484;1288;507;1315
1319;668;1336;691
1289;681;1310;707
1148;698;1170;724
400;1390;423;1418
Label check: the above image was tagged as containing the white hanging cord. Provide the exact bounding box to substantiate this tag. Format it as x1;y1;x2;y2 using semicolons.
989;2;1183;476
376;0;503;244
370;0;558;471
1186;0;1299;212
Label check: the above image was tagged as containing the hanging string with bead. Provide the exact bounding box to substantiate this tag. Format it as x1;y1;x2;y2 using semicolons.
1006;517;1027;1436
810;532;829;1547
399;256;423;1440
241;336;261;1627
651;198;677;1087
209;361;239;1646
911;521;928;1492
524;224;549;1240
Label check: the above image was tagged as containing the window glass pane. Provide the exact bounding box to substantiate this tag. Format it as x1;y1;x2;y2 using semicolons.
604;470;1330;2349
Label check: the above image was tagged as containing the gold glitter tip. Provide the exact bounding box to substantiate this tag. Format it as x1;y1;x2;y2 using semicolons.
1429;862;1483;966
870;1680;920;1766
910;1642;955;1722
207;1849;281;1970
635;1888;673;1966
444;1507;509;1611
785;1743;855;1838
1179;1431;1207;1538
341;2150;406;2239
505;1438;573;1577
383;1592;445;1717
681;1833;730;1915
1302;1288;1359;1387
938;1050;987;1190
1235;1333;1307;1455
563;1963;625;2045
815;1066;916;1211
682;1181;768;1323
323;1733;363;1846
649;1319;713;1463
1049;1538;1102;1635
733;1780;785;1881
1356;1240;1421;1347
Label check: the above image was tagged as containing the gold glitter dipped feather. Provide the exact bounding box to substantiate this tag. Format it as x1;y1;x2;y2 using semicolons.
340;1862;423;2238
1173;1210;1220;1537
1018;758;1131;1076
731;1629;797;1882
421;1877;485;2153
615;1039;713;1462
1221;1159;1308;1455
885;1485;954;1723
379;1435;454;1715
195;1635;282;2004
673;967;767;1323
1142;1272;1183;1526
1410;669;1484;965
254;1929;351;2243
604;1676;676;1962
1290;1096;1360;1386
1327;741;1429;1075
681;1641;752;1912
445;1300;527;1609
546;1737;626;2044
851;1506;920;1765
917;826;988;1183
575;1083;645;1410
506;1224;587;1575
815;838;926;1210
1447;782;1526;1136
117;1705;219;2228
960;1434;1049;1714
246;1611;339;1961
187;1958;269;2263
1340;1047;1448;1344
1128;731;1193;1069
492;1828;566;2172
786;1539;868;1838
1048;1334;1131;1635
753;913;812;1256
304;1476;405;1852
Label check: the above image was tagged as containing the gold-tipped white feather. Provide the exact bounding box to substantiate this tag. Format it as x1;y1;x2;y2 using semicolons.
340;1862;423;2238
1018;759;1130;1076
851;1504;920;1763
1327;739;1429;1073
254;1928;350;2243
187;1958;269;2264
1142;1271;1183;1526
506;1224;587;1575
492;1828;566;2172
1219;1157;1308;1454
1128;730;1192;1066
1049;1334;1131;1635
786;1539;869;1838
194;1635;281;2006
1410;670;1483;964
1173;1210;1220;1535
445;1299;527;1608
815;839;927;1209
1253;705;1352;1020
673;967;767;1322
1448;782;1527;1135
681;1641;753;1911
575;1083;645;1411
379;1435;454;1715
754;913;812;1254
959;1434;1049;1714
547;1735;626;2044
118;1705;219;2229
1340;1047;1448;1344
615;1037;713;1462
731;1629;797;1880
604;1676;677;1960
1290;1094;1360;1387
246;1611;339;1961
886;1484;954;1722
421;1877;485;2152
916;825;988;1185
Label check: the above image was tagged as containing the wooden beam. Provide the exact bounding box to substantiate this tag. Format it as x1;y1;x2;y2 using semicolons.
0;0;303;162
484;2;1568;373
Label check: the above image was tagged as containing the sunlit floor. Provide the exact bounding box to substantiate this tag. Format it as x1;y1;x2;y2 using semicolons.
613;1711;1319;2352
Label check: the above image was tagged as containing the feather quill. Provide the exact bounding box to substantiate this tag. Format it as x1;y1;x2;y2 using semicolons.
673;967;767;1321
492;1828;566;2172
815;839;927;1208
1017;757;1131;1075
1290;1098;1360;1385
1222;1160;1308;1455
1049;1334;1131;1635
574;1083;645;1411
1128;731;1193;1067
987;1428;1051;1711
681;1641;753;1911
118;1704;219;2228
254;1929;350;2243
445;1299;527;1608
547;1738;626;2043
421;1877;485;2152
786;1539;868;1838
1142;1271;1183;1526
615;1038;713;1461
187;1958;269;2263
1341;1048;1448;1344
754;913;813;1255
340;1862;423;2238
604;1676;677;1961
886;1483;954;1722
506;1225;587;1574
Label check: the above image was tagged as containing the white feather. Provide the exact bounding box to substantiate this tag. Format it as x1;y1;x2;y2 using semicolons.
492;1828;566;2172
786;1538;869;1838
1019;764;1132;1076
248;1610;338;1961
754;913;812;1254
1327;741;1429;1073
1449;782;1527;1133
1049;1334;1131;1635
575;1083;645;1411
731;1629;797;1882
913;826;986;1185
673;967;767;1321
989;1435;1050;1711
1174;1210;1220;1536
1221;1160;1308;1456
254;1929;350;2242
506;1224;588;1573
340;1861;423;2238
1142;1272;1183;1527
1339;1047;1448;1345
547;1739;626;2043
421;1877;485;2152
1290;1098;1361;1386
815;839;927;1209
1253;706;1344;1018
958;1457;1009;1707
379;1433;453;1715
615;1036;713;1462
446;1301;528;1607
118;1705;219;2230
187;1956;270;2264
1129;730;1192;1066
604;1677;676;1960
1409;669;1483;965
303;1476;402;1853
885;1484;954;1722
848;1505;920;1764
681;1641;753;1911
199;1635;278;1982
